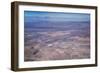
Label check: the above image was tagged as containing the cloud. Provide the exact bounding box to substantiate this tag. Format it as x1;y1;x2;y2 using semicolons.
24;11;90;22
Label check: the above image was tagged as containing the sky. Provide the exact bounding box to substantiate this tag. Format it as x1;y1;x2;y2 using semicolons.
24;11;90;22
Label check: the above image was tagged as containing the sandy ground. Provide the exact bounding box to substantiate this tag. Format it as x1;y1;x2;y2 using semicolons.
24;30;90;61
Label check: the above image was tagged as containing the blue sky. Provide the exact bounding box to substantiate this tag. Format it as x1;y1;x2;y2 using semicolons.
24;11;90;22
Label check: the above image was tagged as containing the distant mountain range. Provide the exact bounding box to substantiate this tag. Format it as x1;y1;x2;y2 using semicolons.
24;21;90;32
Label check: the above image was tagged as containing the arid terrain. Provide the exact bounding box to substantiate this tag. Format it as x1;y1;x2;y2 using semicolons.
24;23;90;61
24;11;90;61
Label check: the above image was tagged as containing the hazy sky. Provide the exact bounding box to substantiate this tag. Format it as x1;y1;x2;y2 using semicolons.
24;11;90;22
